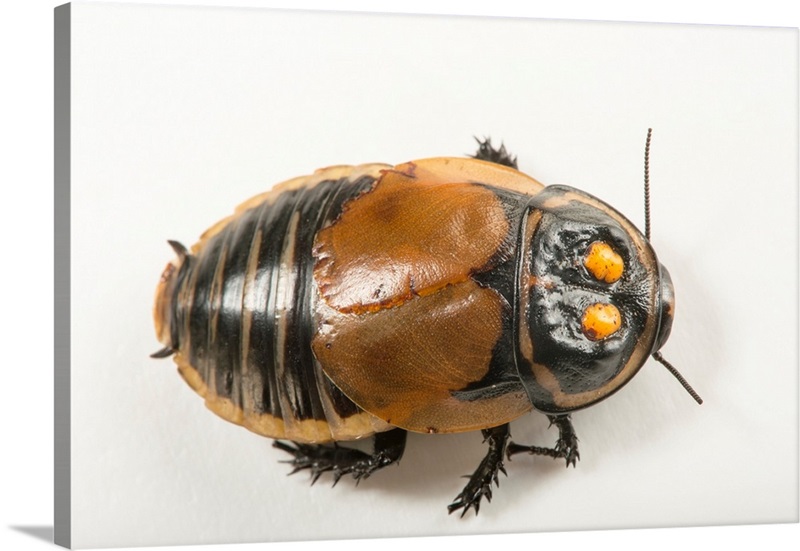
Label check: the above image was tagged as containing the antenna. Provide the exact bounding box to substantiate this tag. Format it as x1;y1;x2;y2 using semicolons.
644;129;702;406
644;128;652;240
653;352;703;405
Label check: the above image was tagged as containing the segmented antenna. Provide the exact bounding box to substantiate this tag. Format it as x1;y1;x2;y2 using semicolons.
643;129;701;406
653;351;703;405
644;128;652;240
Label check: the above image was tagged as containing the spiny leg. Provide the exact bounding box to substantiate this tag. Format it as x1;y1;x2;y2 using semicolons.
470;137;518;169
448;423;510;517
273;428;407;486
506;414;579;468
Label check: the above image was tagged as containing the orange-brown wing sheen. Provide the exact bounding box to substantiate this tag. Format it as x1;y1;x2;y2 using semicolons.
313;161;515;314
408;157;545;196
312;280;531;433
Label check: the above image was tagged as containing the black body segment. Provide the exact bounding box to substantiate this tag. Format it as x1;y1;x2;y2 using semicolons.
164;167;395;443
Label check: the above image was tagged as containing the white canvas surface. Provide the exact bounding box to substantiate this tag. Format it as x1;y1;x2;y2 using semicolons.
64;2;797;548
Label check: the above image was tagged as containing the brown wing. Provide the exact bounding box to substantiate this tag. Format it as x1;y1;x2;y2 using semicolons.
313;157;543;314
311;157;540;432
312;280;531;434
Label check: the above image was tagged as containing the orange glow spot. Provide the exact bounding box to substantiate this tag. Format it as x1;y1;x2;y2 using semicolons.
582;303;622;341
584;241;624;283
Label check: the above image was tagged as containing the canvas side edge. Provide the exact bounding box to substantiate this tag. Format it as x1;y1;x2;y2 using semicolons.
54;3;71;549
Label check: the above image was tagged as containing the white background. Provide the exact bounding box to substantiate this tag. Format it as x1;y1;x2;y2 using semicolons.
1;1;798;551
